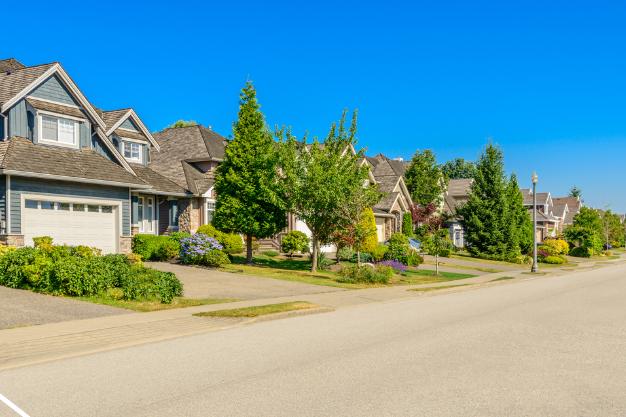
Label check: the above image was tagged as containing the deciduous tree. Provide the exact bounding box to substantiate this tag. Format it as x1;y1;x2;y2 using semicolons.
441;158;476;180
404;149;448;206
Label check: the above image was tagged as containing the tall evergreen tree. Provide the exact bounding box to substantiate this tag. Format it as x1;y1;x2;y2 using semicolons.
213;81;287;264
507;172;533;253
404;149;448;206
456;140;517;260
568;185;584;203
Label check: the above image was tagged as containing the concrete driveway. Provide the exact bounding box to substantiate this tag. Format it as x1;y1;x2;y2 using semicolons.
146;262;346;299
0;286;130;330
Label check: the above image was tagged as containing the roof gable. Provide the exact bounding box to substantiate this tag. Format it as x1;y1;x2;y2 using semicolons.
119;117;139;131
29;74;79;107
104;108;159;151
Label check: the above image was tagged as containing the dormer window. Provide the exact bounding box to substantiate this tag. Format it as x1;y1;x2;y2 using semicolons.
40;115;76;146
123;141;141;162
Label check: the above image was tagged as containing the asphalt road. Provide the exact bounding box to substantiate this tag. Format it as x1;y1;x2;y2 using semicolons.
1;265;625;416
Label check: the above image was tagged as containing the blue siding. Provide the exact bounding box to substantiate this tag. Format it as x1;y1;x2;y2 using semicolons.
79;123;90;149
8;100;28;138
131;195;138;224
9;177;131;236
30;75;79;106
142;145;148;166
91;135;116;162
119;118;139;131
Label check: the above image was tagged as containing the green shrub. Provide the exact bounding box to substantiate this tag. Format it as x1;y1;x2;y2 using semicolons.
196;224;224;241
32;236;53;251
407;253;422;266
170;232;191;245
402;212;413;237
384;244;411;265
371;244;389;261
358;208;378;253
261;250;279;257
388;233;409;246
203;250;231;267
570;246;591;258
538;245;555;256
375;264;394;280
281;231;310;256
542;238;569;255
350;252;372;263
155;239;179;261
222;233;244;254
544;256;566;264
337;264;389;284
132;235;177;261
336;247;355;262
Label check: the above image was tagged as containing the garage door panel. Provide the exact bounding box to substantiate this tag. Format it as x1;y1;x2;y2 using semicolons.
23;199;118;254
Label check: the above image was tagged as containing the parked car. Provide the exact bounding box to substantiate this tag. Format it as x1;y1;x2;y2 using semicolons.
603;243;612;250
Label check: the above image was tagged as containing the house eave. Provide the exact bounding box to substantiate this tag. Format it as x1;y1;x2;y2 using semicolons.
0;169;152;189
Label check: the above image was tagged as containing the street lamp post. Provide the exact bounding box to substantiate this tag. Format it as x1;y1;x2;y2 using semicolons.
531;171;539;273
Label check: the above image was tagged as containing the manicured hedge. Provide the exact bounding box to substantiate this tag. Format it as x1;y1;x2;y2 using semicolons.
0;246;182;303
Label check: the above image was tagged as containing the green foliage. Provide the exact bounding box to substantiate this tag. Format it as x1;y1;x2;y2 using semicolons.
203;250;231;267
244;240;260;254
407;253;423;266
311;251;332;269
337;264;389;284
402;212;413;237
384;243;414;265
166;120;197;129
371;244;389;261
0;245;16;256
261;250;279;257
564;224;602;256
457;140;520;259
441;158;476;180
570;246;592;258
281;231;311;256
33;236;53;251
278;109;382;272
375;264;394;280
404;149;448;206
350;252;372;263
388;233;409;245
544;256;566;264
573;207;602;236
508;173;533;254
567;185;584;203
0;246;183;304
542;239;569;255
213;81;287;264
170;232;191;245
357;207;378;253
336;247;356;262
132;235;179;261
197;224;224;240
196;225;243;254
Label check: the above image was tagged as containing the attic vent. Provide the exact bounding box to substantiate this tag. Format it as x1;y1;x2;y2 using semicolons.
393;157;403;161
6;69;15;75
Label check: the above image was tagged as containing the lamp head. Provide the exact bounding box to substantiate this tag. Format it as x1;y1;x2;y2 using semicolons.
531;171;538;184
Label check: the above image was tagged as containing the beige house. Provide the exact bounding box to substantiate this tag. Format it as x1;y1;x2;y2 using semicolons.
442;178;474;247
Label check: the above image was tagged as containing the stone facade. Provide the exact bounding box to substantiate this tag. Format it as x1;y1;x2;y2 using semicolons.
119;236;132;254
131;226;139;236
178;198;201;234
0;234;25;247
384;218;394;239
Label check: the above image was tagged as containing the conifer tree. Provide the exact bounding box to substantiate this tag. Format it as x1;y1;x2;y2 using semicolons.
507;172;533;254
213;81;287;264
456;140;517;260
404;149;448;206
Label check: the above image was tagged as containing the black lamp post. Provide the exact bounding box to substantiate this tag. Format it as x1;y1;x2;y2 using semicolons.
531;171;539;273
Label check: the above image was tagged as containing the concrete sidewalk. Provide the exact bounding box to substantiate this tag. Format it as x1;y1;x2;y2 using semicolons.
0;261;621;372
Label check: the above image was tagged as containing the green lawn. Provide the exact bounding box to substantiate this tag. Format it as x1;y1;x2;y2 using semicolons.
422;260;503;273
72;295;242;312
450;253;531;268
223;254;477;289
491;276;515;281
194;301;318;318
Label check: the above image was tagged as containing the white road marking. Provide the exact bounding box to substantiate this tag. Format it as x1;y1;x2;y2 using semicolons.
0;393;30;417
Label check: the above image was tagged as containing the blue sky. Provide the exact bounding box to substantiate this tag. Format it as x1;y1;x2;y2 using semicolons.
4;0;625;211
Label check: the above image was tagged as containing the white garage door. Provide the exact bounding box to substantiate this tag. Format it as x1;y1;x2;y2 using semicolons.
22;198;119;254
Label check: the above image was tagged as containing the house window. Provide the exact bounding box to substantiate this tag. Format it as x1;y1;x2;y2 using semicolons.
136;196;154;233
138;197;144;232
206;200;216;225
41;115;76;145
25;200;38;209
123;142;141;162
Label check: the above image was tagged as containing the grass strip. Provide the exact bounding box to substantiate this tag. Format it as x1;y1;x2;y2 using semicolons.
72;296;242;312
521;271;548;275
490;276;515;281
408;284;469;292
422;260;503;273
194;301;318;318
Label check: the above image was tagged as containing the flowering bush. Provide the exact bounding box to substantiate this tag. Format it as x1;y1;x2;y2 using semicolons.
542;238;569;255
180;234;224;265
376;260;406;275
384;243;409;264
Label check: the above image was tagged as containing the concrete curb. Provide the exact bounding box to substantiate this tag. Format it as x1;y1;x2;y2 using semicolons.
242;306;335;325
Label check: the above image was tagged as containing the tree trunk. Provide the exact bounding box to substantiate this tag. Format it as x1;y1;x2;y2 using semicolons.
311;234;318;273
246;235;253;264
435;251;440;275
357;250;361;268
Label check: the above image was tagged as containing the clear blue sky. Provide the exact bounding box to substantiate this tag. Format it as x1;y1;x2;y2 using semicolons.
4;0;625;212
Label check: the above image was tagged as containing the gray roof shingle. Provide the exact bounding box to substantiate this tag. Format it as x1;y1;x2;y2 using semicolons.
552;197;581;211
102;109;131;130
447;178;473;196
130;164;188;194
0;58;27;73
0;62;57;104
0;136;147;186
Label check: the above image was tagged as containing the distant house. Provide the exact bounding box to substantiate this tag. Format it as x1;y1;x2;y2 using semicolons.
521;189;560;241
442;178;474;247
552;196;582;228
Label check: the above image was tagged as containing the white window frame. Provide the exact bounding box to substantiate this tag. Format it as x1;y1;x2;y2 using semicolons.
137;197;144;232
37;110;83;149
205;199;216;225
123;141;142;163
136;195;156;234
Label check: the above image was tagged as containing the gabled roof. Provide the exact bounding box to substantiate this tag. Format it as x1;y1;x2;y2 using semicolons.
528;208;559;223
0;137;147;187
552;197;581;211
0;62;57;104
150;125;226;193
551;204;568;219
447;178;473;196
564;211;577;225
523;191;551;206
103;108;160;151
369;153;410;177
